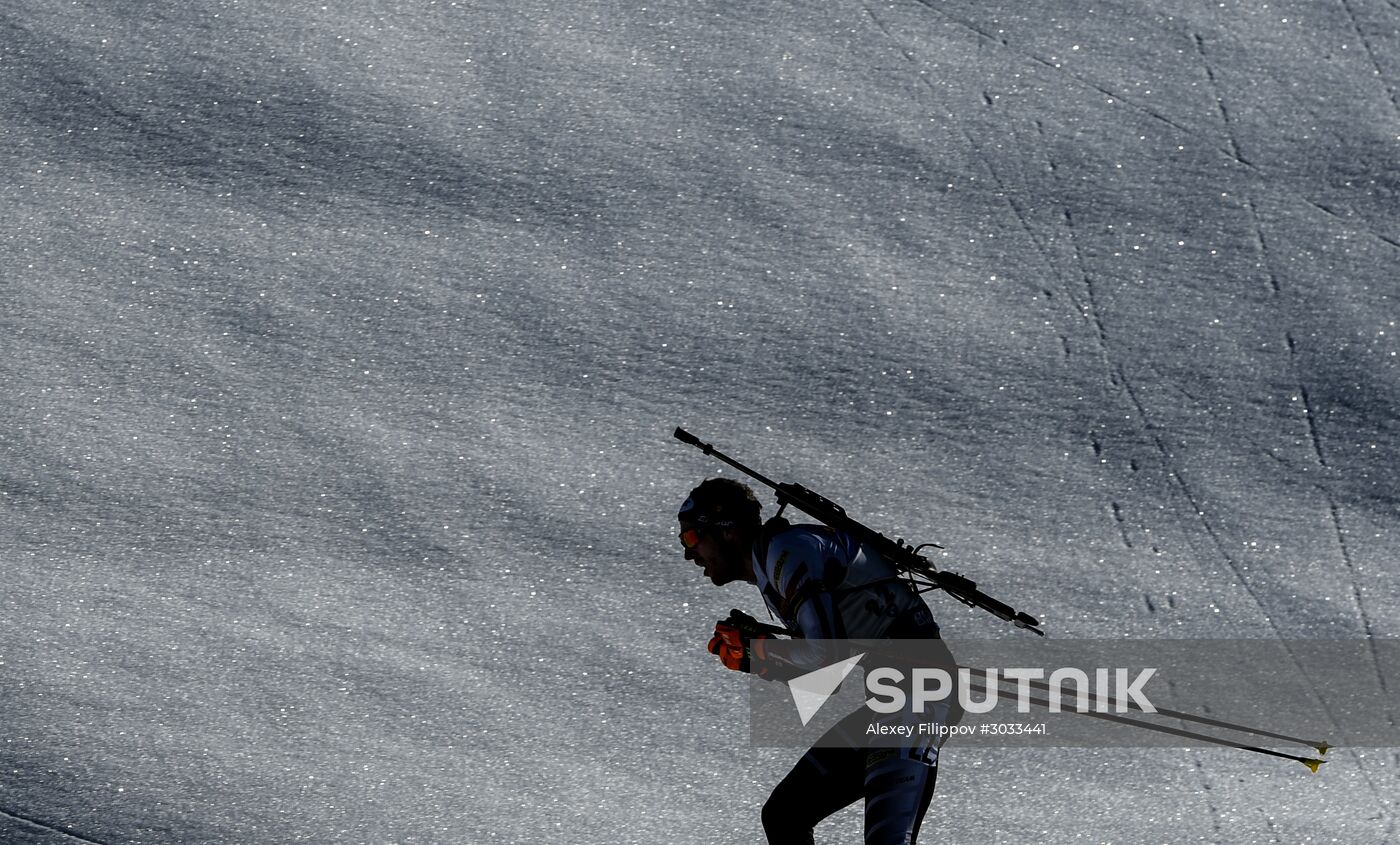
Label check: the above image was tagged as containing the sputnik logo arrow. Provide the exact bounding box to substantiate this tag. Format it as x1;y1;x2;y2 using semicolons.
787;653;866;726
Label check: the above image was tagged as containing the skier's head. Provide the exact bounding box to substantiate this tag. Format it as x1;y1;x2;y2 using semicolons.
677;478;762;586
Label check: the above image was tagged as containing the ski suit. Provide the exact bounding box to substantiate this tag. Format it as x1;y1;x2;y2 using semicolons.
752;520;949;845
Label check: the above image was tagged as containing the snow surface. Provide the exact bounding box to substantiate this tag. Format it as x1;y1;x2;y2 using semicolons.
2;0;1397;842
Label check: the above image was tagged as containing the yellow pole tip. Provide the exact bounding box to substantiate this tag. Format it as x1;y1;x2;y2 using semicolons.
1314;743;1330;756
1302;758;1325;774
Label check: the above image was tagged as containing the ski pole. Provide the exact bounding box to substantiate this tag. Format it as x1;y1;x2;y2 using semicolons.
960;677;1327;771
962;664;1331;755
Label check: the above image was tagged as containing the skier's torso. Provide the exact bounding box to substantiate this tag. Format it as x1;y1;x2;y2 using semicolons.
752;522;937;640
752;522;949;770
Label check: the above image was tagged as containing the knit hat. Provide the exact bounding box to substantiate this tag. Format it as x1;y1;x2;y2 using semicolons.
677;477;762;526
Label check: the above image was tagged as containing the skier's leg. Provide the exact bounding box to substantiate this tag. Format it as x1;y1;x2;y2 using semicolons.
761;745;864;845
862;752;938;845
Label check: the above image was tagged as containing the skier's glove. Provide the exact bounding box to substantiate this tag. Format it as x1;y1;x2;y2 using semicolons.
724;608;787;638
708;618;772;674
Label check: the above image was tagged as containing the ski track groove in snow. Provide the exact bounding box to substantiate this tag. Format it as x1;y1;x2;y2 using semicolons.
907;0;1253;167
1302;198;1400;252
1337;0;1400;117
1062;209;1114;358
1326;495;1400;839
1245;198;1282;295
857;2;1072;318
977;150;1060;302
1189;755;1227;840
1111;501;1133;549
1285;333;1330;469
1034;130;1092;347
1064;196;1165;561
1193;32;1251;168
1327;500;1390;694
0;807;112;845
913;0;1400;255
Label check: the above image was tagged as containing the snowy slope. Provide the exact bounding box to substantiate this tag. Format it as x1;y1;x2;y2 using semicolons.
2;0;1397;842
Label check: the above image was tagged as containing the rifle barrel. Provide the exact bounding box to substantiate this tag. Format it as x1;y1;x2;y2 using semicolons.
673;428;783;490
